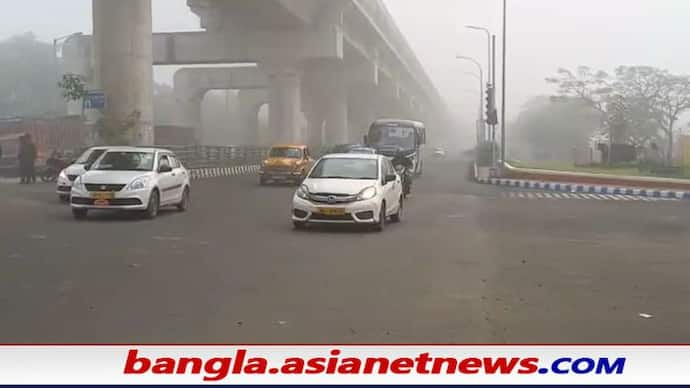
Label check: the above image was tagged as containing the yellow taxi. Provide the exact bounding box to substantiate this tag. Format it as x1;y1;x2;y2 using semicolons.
259;144;314;185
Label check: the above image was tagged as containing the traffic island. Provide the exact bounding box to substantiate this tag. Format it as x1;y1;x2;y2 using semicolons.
474;162;690;200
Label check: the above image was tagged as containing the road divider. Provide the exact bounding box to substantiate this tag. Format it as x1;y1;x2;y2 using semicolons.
189;165;260;180
474;162;690;200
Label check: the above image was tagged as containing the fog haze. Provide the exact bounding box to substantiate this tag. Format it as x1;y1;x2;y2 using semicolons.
2;0;689;142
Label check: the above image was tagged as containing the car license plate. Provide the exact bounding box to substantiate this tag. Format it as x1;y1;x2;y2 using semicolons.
91;192;114;200
93;199;110;206
319;208;346;216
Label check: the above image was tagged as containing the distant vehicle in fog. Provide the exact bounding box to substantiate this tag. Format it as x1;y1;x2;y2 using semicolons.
433;147;446;159
364;119;426;176
328;144;369;154
347;146;377;155
259;144;314;185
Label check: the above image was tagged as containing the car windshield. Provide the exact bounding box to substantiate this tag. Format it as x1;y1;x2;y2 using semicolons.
75;148;106;164
368;125;416;150
269;147;302;159
309;158;378;180
93;151;155;171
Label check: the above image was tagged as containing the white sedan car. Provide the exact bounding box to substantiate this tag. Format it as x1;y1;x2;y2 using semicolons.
292;154;403;231
70;147;190;220
56;146;109;202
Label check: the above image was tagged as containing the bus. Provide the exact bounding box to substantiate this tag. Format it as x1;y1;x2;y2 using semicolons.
364;119;426;176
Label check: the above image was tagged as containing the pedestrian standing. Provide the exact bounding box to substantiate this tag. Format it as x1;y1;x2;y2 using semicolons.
25;134;37;184
18;134;37;184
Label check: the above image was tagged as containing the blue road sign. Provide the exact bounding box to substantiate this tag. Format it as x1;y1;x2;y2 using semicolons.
83;90;106;110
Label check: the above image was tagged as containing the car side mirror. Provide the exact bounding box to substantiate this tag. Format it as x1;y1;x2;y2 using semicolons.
385;174;397;183
159;164;172;173
83;163;91;171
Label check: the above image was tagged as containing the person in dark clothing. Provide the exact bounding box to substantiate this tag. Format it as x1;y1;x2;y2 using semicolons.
18;134;37;184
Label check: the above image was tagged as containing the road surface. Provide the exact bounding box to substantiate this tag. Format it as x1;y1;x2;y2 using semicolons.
1;157;689;343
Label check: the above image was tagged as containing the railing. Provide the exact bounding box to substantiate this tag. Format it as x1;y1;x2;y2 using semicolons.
0;145;269;177
158;145;269;169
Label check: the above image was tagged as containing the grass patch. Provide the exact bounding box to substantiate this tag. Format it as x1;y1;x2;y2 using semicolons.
509;160;690;180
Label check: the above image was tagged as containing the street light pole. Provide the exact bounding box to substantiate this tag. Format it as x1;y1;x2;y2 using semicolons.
500;0;507;168
465;25;491;86
456;56;484;145
52;32;83;116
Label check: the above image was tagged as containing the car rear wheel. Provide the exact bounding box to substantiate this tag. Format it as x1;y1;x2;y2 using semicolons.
177;187;190;211
372;201;386;232
144;190;160;219
72;208;88;220
391;197;402;223
259;176;267;186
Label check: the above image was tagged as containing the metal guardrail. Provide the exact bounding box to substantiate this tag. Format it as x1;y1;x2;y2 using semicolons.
160;145;269;169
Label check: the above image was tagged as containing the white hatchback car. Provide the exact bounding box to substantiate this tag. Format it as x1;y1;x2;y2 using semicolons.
70;147;190;220
292;154;403;231
56;146;110;202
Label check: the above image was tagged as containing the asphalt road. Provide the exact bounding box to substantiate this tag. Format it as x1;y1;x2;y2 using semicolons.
1;157;690;344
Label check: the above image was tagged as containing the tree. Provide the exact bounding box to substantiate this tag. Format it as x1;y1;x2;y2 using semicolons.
614;66;690;164
510;96;600;161
0;32;60;117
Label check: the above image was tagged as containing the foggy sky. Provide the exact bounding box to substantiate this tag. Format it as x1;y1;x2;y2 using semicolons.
2;0;690;128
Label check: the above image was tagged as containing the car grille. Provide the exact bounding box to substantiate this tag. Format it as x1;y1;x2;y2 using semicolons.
57;185;71;192
84;184;126;192
71;197;142;206
309;193;357;204
67;175;78;181
310;213;354;221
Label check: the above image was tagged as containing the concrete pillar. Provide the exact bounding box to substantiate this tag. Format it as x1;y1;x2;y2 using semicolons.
238;89;269;145
301;59;348;147
92;0;154;145
324;87;348;145
268;71;303;144
173;92;204;144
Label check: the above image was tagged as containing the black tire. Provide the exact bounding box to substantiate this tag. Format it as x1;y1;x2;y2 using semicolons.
293;221;306;230
144;190;160;219
59;194;70;203
373;201;386;232
177;187;190;211
72;208;88;220
391;196;403;223
259;176;267;186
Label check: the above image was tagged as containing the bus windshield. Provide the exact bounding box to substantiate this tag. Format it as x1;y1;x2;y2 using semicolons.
368;125;416;150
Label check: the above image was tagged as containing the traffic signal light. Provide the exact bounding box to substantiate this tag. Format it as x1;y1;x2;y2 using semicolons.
485;84;498;125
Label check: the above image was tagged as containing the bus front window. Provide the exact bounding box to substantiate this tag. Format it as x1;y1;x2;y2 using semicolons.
369;126;416;150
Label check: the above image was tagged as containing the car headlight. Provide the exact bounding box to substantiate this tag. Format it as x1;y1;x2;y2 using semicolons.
127;176;151;191
356;186;377;201
72;176;84;190
59;169;68;180
296;184;310;200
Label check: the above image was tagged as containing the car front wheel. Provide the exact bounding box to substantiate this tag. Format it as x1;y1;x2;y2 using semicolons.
391;196;402;223
372;201;386;232
177;187;190;211
144;190;160;219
